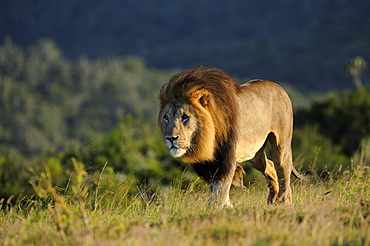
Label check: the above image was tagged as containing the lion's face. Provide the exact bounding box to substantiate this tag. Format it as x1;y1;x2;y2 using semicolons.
159;102;198;158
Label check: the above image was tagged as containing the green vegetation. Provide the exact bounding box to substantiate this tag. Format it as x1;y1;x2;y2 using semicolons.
0;38;369;245
1;1;369;243
296;89;370;156
0;149;369;245
0;38;174;157
0;40;370;199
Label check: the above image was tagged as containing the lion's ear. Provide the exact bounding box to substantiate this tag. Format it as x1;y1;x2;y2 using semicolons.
199;93;210;108
191;89;210;108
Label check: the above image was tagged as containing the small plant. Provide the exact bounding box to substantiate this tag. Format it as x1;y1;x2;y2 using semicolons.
346;56;367;90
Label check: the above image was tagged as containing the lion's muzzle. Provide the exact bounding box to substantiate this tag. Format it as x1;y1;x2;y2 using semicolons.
165;135;187;158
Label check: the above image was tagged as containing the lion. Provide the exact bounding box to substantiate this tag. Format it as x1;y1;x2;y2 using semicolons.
158;65;313;207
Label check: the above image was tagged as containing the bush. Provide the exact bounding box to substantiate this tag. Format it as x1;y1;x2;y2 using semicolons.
296;88;370;156
62;116;193;191
292;125;348;175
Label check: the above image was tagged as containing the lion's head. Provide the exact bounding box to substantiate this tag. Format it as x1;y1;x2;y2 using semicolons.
158;66;239;163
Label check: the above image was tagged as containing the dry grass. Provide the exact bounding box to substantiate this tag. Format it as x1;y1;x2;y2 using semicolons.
1;160;369;246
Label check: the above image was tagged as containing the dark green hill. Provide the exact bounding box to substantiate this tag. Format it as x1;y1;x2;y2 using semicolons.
1;0;369;90
0;39;174;156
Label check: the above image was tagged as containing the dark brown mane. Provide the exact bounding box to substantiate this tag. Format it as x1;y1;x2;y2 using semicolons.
158;65;240;184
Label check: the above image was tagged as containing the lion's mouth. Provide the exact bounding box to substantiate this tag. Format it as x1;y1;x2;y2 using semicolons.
169;147;187;158
165;138;188;158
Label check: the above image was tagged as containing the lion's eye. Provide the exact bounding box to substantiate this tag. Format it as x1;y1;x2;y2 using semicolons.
163;115;169;123
182;114;189;124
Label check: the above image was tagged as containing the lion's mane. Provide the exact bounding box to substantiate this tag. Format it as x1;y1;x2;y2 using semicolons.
158;66;240;183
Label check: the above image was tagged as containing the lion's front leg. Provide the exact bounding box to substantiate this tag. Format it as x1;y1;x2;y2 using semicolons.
193;159;236;208
209;176;234;208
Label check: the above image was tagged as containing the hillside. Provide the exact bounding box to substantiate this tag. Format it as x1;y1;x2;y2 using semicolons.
0;39;175;156
1;0;369;90
0;39;370;206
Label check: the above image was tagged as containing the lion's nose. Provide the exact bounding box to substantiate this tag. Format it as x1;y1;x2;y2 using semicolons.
166;136;179;143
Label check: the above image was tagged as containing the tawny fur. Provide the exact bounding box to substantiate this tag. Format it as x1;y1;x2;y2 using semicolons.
158;65;312;207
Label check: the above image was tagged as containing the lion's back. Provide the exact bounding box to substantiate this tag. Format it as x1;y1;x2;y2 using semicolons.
235;79;293;162
238;79;292;112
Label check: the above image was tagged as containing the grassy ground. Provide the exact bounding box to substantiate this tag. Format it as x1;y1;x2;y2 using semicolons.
1;158;369;246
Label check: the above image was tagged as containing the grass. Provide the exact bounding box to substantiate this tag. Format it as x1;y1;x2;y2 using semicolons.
1;158;369;246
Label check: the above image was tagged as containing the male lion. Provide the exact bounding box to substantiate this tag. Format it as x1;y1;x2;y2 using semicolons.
158;66;312;207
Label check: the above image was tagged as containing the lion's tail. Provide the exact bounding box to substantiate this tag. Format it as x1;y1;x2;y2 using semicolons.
292;167;316;180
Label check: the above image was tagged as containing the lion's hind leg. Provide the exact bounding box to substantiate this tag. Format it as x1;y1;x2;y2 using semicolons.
232;164;246;188
250;144;279;204
268;132;293;204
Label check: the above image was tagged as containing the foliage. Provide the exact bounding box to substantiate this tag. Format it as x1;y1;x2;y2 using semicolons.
1;39;369;207
292;125;348;175
0;153;369;245
63;116;190;191
0;116;191;199
296;88;370;156
0;156;31;200
0;39;174;157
